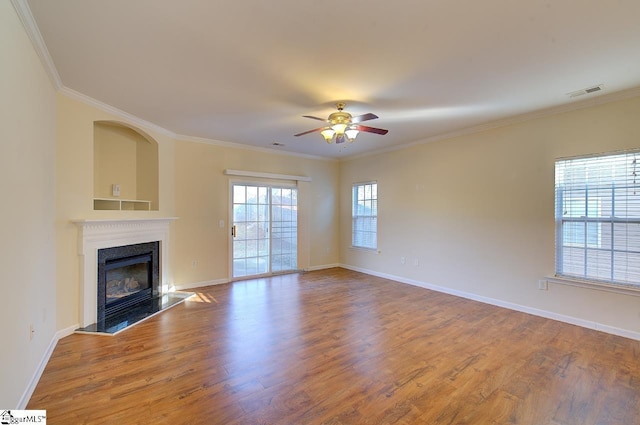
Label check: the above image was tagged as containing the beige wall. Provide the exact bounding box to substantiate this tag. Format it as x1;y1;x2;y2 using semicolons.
55;95;176;330
136;132;159;209
340;95;640;336
0;2;57;407
172;140;340;287
7;0;640;407
93;122;160;208
94;123;138;200
55;95;340;329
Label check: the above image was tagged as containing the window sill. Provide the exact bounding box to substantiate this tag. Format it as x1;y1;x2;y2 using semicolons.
547;275;640;297
350;246;380;254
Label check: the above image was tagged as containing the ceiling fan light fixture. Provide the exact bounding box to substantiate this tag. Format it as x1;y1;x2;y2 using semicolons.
331;123;347;135
345;128;359;142
295;102;387;146
321;128;335;143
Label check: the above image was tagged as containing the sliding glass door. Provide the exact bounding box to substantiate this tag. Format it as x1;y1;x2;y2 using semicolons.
231;184;297;279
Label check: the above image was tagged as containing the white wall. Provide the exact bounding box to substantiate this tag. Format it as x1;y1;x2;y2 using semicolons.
0;1;57;407
340;95;640;338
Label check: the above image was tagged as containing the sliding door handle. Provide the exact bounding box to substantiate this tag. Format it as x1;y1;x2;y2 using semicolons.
231;225;237;238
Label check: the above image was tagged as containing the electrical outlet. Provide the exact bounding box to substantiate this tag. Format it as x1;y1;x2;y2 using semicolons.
400;257;406;265
413;259;420;267
538;279;548;290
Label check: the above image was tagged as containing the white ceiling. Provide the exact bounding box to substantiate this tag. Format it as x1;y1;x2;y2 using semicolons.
24;0;640;159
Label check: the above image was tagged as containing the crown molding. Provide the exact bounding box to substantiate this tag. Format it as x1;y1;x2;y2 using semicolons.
17;0;638;164
11;0;62;89
59;86;336;161
59;86;177;138
343;85;640;162
177;134;335;161
11;0;334;162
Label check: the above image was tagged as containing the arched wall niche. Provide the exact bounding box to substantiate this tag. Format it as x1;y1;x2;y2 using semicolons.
93;120;159;210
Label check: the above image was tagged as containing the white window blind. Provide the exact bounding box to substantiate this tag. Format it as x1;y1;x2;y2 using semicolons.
352;182;377;249
555;151;640;287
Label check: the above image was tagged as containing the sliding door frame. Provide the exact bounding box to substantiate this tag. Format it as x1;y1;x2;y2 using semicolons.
228;179;299;281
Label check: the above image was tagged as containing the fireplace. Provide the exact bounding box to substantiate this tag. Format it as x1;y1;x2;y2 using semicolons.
74;218;179;330
97;241;159;322
74;218;193;335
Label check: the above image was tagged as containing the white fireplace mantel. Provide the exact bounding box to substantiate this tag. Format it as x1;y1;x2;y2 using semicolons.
73;217;178;327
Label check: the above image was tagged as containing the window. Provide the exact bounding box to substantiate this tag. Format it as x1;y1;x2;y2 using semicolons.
352;182;377;249
555;151;640;286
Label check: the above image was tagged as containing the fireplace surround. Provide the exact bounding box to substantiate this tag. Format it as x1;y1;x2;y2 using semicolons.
73;218;178;329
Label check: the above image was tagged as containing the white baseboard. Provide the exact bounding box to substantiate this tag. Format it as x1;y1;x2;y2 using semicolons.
174;278;229;291
340;264;640;342
175;266;343;290
17;323;78;409
305;263;341;272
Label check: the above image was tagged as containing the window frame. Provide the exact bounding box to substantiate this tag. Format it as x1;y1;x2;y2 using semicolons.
554;150;640;295
351;181;378;250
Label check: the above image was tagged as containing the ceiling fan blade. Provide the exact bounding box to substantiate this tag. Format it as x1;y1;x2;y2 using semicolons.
356;125;389;135
302;115;328;122
294;127;327;137
351;113;378;123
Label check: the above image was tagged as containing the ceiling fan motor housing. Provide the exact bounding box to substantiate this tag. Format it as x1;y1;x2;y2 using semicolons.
328;111;352;126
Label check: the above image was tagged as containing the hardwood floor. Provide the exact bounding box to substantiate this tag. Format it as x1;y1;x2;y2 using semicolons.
29;268;640;424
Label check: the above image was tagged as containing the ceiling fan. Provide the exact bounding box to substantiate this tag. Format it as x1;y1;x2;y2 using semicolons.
294;102;388;144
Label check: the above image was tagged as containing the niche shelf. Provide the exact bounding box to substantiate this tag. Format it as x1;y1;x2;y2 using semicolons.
93;198;152;211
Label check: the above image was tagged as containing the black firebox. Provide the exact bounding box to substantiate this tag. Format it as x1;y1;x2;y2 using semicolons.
97;242;160;322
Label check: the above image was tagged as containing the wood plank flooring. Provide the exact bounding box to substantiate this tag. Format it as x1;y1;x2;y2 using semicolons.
28;268;640;424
